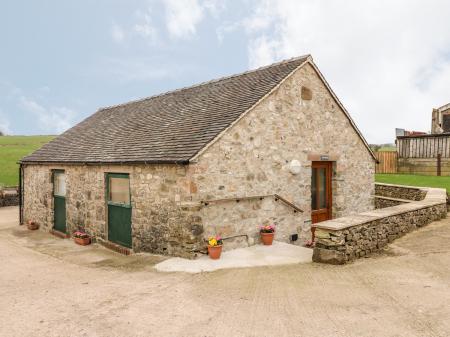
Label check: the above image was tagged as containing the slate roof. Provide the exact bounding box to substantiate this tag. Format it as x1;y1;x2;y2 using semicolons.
22;55;311;164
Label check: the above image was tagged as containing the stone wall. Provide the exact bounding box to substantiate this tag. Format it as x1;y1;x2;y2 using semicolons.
374;196;407;209
23;62;376;258
374;183;425;209
188;62;375;246
197;196;303;251
375;183;427;201
312;186;447;264
23;164;204;258
0;187;19;207
431;103;450;134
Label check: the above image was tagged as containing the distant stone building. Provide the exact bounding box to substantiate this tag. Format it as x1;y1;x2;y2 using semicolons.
20;55;376;258
431;103;450;134
396;103;450;176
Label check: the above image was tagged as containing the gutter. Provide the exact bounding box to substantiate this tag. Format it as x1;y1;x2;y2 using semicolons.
19;163;23;225
19;159;190;166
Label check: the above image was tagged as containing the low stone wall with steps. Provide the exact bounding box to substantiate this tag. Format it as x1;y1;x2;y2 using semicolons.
0;187;19;207
375;183;427;201
374;196;409;209
312;184;447;264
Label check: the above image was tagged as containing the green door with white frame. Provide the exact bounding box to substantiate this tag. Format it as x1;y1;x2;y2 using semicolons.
53;170;67;233
106;173;132;248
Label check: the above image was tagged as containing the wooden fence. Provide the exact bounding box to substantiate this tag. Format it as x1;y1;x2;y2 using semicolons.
396;134;450;176
397;134;450;158
375;151;397;174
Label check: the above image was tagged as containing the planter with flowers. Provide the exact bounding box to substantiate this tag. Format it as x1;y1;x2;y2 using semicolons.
73;230;91;246
27;220;39;230
207;236;223;259
260;225;275;245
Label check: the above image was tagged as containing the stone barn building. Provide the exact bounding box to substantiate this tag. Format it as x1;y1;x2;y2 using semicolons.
20;55;376;258
431;103;450;134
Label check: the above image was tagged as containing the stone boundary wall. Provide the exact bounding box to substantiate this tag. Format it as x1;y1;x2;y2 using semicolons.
374;196;408;209
375;183;427;201
0;187;19;207
312;185;447;264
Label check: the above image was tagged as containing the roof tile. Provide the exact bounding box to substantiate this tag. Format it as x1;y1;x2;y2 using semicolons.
22;56;309;163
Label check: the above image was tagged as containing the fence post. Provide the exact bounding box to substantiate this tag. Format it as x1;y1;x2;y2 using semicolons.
437;153;442;176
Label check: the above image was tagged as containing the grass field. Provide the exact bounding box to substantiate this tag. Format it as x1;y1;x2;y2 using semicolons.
376;174;450;193
377;146;396;152
0;136;54;187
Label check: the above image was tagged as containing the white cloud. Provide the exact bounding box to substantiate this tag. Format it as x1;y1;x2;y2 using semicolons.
216;21;239;44
241;0;450;143
164;0;204;39
202;0;225;18
0;81;22;100
0;110;11;135
19;96;76;134
111;23;125;43
1;83;78;134
248;35;280;69
163;0;223;39
134;9;158;42
113;1;223;43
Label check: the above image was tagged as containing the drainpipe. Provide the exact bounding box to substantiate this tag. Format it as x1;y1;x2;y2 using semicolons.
19;163;23;225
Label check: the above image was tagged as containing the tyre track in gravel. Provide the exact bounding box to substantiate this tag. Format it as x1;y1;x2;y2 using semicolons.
2;206;450;337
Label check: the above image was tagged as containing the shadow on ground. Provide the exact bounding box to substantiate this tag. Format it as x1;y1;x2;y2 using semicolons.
6;217;166;272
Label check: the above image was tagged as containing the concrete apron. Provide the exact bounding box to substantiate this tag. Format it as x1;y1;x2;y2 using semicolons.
155;241;313;273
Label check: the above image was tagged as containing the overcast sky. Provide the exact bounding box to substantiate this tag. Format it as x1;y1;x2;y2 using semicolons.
1;0;450;144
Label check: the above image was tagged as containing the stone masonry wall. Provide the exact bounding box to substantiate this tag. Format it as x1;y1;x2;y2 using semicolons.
375;183;426;201
188;62;375;246
374;183;421;209
312;187;447;264
374;197;407;209
198;196;303;250
23;167;53;227
23;164;204;258
0;187;19;207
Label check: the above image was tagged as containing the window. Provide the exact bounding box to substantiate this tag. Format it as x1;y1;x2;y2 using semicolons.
53;171;66;197
311;166;329;211
301;86;312;100
108;176;130;205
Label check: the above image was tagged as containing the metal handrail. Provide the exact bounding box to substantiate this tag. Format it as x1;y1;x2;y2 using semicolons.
200;194;303;213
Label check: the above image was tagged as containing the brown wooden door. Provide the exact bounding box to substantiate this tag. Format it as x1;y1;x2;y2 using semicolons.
311;161;332;224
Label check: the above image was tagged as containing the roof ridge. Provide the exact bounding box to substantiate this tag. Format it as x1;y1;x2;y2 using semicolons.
98;54;312;111
437;102;450;111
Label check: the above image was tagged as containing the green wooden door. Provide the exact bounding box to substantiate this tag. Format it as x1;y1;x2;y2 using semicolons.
53;171;67;233
107;173;132;248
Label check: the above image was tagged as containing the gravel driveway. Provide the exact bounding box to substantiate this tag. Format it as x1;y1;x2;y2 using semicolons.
1;206;450;337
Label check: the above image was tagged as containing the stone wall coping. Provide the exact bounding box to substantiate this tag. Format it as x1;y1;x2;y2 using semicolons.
314;186;447;231
374;182;428;191
374;195;412;203
2;190;18;197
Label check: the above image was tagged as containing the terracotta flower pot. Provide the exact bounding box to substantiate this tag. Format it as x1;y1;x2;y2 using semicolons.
260;232;274;245
27;222;39;230
208;245;223;259
74;237;91;246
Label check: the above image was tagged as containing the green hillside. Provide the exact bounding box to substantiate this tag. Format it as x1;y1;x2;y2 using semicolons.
0;135;55;187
